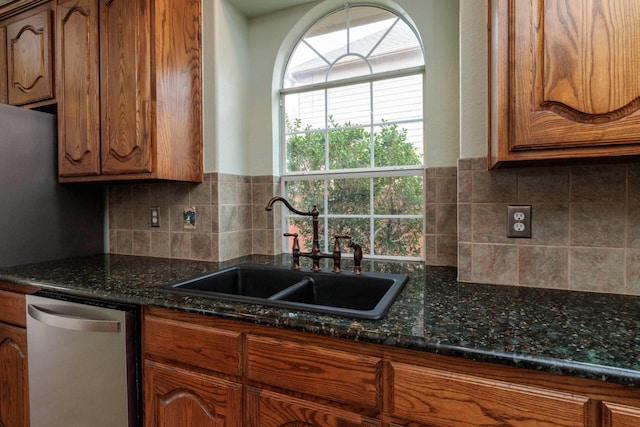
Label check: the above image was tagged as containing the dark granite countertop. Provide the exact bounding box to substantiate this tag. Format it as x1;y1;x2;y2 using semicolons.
1;253;639;387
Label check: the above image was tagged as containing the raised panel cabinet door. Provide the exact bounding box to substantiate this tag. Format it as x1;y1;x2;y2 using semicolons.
0;26;6;103
153;0;202;182
247;387;381;427
99;0;152;175
6;8;53;105
0;323;29;427
602;402;640;427
490;0;640;166
144;361;242;427
56;0;100;177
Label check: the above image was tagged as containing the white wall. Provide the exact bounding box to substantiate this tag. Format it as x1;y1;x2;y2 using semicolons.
203;0;251;175
459;0;488;159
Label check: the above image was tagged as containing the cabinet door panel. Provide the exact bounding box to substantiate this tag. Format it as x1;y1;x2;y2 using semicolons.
391;362;590;426
490;0;640;166
247;387;380;427
0;323;29;427
57;0;100;177
515;0;640;149
99;0;152;175
144;361;242;427
6;8;53;105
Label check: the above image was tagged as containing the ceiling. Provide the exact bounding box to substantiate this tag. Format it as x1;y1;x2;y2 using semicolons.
227;0;318;19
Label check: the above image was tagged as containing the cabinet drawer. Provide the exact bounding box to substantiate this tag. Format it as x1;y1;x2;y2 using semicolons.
602;402;640;427
390;362;590;426
247;386;381;427
0;290;25;327
247;335;381;410
144;314;242;376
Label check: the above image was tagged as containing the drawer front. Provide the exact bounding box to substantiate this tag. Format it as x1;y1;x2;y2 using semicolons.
247;335;381;410
0;290;26;327
602;402;640;427
144;314;242;376
391;362;590;426
247;386;381;427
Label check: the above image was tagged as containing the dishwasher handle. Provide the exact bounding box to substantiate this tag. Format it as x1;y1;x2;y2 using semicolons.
27;304;121;333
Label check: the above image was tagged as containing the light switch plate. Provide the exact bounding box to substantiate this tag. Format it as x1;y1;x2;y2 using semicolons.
507;205;531;238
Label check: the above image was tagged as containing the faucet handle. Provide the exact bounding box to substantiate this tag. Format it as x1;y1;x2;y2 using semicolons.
348;239;363;275
331;235;351;273
284;233;300;270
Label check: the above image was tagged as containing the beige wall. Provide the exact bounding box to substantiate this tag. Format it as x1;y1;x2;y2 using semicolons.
209;0;460;175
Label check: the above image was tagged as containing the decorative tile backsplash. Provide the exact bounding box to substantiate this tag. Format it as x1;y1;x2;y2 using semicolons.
458;157;640;295
109;173;279;262
425;166;458;267
109;169;458;267
109;158;640;294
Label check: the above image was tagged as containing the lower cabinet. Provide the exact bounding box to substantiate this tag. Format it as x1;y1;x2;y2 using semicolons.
144;361;242;427
0;289;29;427
142;307;640;427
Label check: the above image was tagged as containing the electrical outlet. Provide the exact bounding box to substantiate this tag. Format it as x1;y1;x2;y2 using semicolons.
507;205;531;238
150;206;160;228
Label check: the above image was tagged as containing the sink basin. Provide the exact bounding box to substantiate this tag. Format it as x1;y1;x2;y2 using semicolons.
162;265;302;299
159;263;408;320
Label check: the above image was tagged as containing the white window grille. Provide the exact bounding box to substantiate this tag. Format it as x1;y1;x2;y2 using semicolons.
280;5;425;260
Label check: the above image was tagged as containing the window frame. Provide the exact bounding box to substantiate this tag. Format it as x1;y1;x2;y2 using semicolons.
278;5;426;261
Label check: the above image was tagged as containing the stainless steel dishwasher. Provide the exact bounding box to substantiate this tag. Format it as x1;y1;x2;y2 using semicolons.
26;292;141;427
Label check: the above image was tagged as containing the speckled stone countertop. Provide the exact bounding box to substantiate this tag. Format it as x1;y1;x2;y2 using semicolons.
1;253;639;387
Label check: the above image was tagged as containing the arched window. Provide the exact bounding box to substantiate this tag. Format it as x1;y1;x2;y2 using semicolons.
280;4;424;260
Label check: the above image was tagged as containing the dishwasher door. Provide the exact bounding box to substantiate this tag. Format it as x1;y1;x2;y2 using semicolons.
26;293;140;427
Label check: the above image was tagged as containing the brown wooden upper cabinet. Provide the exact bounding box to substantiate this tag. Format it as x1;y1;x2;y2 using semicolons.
489;0;640;168
57;0;203;182
3;3;54;106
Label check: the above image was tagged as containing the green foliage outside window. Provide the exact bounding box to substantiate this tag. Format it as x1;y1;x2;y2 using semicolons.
284;116;423;258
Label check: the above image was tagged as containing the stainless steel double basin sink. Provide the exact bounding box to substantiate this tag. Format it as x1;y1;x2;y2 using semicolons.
159;263;408;320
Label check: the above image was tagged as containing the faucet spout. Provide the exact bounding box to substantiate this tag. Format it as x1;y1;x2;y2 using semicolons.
264;196;330;272
265;196;314;216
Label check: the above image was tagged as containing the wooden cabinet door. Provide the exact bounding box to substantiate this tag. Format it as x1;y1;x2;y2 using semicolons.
99;0;152;175
56;0;100;177
6;8;53;105
0;322;29;427
0;25;6;103
144;361;242;427
247;387;380;427
490;0;640;167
